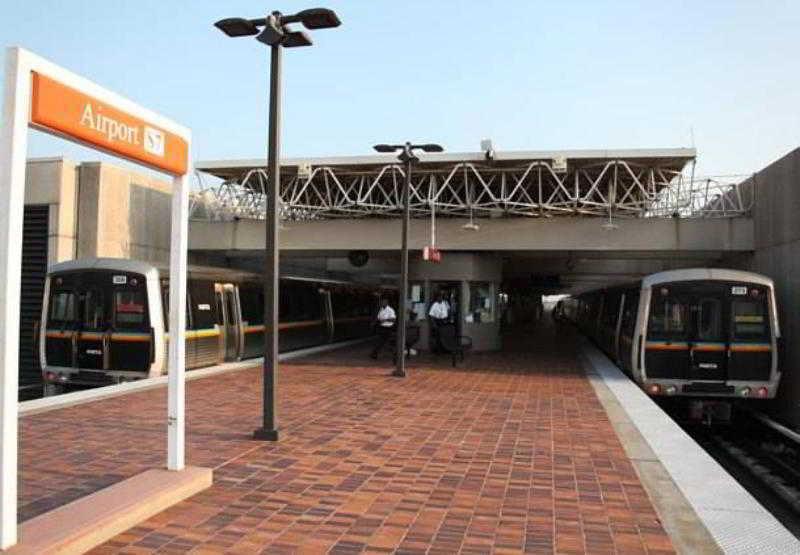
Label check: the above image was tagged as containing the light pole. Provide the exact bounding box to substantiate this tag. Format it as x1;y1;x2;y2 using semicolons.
215;8;341;441
373;142;443;377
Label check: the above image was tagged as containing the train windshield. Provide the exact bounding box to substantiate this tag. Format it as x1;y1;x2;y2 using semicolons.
47;271;149;330
647;292;690;339
48;288;108;328
647;282;770;341
49;290;77;324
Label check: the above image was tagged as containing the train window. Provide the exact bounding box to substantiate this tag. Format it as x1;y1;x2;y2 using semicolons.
602;293;621;328
114;290;147;328
239;287;264;325
189;281;217;330
621;293;639;337
647;295;688;339
731;298;769;339
80;289;106;329
279;283;292;320
696;298;723;341
49;290;76;323
161;284;193;331
297;282;321;320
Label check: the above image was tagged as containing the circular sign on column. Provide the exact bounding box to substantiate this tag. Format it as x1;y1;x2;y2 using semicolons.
348;250;369;267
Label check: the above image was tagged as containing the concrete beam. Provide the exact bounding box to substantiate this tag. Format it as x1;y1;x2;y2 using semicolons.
189;217;754;253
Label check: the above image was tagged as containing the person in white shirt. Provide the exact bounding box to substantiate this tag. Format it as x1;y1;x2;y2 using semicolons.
428;294;450;321
428;292;450;353
370;298;396;359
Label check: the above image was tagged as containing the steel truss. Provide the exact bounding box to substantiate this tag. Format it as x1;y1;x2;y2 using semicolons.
191;160;750;221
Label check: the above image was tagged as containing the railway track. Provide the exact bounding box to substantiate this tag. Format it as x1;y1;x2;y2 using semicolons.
678;408;800;538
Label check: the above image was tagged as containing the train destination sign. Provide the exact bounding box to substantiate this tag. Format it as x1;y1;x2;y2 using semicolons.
29;72;188;175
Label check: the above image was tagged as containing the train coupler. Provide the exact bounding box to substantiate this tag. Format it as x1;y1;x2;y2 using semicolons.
689;400;732;425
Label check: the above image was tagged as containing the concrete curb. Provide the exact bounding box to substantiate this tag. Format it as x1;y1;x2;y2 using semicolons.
20;338;369;416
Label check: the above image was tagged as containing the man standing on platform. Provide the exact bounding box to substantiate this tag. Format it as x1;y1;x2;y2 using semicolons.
370;297;396;359
428;292;450;353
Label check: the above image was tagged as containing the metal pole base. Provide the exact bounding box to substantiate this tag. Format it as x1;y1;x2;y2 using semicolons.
390;370;406;378
253;428;279;441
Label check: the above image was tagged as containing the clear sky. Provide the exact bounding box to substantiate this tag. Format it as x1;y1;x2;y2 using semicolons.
2;0;798;181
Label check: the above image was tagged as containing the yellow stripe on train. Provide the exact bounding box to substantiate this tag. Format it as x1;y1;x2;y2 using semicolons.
731;344;771;352
645;342;689;351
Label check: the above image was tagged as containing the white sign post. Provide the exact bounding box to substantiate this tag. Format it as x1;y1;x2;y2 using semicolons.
0;46;191;548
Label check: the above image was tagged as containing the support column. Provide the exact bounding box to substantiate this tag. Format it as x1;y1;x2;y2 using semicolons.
0;46;30;549
167;167;190;471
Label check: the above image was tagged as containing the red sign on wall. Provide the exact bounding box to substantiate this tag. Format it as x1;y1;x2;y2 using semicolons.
422;246;442;263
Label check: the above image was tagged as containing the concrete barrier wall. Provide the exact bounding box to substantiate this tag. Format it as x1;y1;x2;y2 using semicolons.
735;147;800;427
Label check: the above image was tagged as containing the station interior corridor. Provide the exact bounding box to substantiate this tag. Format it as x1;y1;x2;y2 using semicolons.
19;311;675;554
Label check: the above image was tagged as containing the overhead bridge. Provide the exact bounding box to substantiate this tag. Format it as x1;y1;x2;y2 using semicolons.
191;148;753;293
189;216;753;253
192;147;752;253
193;148;751;220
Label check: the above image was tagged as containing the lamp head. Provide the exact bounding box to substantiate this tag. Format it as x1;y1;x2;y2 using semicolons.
215;18;260;37
297;8;341;29
418;144;444;153
282;31;313;47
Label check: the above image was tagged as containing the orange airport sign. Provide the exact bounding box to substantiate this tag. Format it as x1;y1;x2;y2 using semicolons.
29;72;188;175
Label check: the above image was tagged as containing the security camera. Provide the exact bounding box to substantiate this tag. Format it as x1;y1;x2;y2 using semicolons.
481;138;494;161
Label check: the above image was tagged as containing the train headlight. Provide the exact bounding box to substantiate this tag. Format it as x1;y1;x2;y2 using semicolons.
647;383;662;395
737;387;751;397
665;385;678;395
756;387;769;398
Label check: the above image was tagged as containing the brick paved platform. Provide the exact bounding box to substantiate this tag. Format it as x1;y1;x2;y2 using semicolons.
20;327;675;554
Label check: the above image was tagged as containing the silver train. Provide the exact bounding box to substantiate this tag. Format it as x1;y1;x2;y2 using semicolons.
555;269;782;418
39;258;381;391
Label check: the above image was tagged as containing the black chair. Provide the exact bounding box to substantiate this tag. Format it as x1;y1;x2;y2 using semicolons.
438;324;472;367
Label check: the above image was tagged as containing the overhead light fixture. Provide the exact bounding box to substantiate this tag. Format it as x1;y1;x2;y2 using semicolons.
462;221;480;231
214;18;261;37
601;219;618;231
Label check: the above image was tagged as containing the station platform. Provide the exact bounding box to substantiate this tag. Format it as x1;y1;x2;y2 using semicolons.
15;322;788;553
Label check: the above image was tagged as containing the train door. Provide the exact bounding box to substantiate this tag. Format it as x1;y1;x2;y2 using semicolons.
73;275;109;372
109;278;152;372
688;290;727;381
215;283;242;361
45;283;78;369
645;286;691;380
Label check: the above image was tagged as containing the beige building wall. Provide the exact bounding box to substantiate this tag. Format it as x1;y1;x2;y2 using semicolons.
76;162;172;263
25;158;173;267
